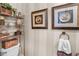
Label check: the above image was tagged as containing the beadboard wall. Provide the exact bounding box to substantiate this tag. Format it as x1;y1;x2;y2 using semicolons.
24;3;79;56
11;3;79;56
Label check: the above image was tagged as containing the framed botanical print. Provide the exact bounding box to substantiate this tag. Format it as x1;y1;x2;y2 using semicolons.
31;9;48;29
52;3;79;29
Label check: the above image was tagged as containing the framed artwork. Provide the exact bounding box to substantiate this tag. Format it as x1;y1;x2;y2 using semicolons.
31;9;48;29
52;3;79;29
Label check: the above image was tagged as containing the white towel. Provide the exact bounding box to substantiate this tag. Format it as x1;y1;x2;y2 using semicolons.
58;35;71;54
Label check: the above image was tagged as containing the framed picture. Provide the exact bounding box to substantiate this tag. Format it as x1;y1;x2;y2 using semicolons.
52;3;79;29
31;9;48;29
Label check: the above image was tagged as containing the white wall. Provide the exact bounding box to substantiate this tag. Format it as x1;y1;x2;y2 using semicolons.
10;3;79;56
24;3;79;56
10;3;27;55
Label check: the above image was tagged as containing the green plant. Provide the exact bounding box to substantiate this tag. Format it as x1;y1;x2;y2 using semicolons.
0;3;12;10
5;3;12;10
0;3;6;8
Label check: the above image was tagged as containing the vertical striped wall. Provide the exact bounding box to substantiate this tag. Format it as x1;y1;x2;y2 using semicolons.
11;3;79;56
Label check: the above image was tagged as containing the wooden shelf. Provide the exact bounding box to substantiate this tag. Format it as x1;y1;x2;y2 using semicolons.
0;13;24;19
0;5;24;55
0;35;19;41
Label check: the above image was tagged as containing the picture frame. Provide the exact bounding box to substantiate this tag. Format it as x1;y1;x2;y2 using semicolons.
52;3;79;29
31;9;48;29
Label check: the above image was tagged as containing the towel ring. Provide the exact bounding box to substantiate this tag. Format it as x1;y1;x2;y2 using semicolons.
59;32;70;40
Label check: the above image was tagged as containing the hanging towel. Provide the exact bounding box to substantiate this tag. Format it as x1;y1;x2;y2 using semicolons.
57;35;72;56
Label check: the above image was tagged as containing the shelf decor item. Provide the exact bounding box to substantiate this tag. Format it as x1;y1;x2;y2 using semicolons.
0;16;5;26
31;9;48;29
0;3;12;16
52;3;79;29
2;38;18;49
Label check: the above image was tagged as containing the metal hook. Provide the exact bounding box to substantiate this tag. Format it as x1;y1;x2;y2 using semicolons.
59;32;70;40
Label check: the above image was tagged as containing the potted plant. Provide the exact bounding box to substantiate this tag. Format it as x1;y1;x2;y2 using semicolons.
0;3;6;14
0;3;12;16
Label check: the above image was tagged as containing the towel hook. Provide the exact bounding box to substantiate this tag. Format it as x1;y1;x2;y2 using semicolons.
59;32;70;40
